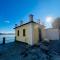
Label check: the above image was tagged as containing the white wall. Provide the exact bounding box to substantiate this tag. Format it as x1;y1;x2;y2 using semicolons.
15;23;35;45
45;29;59;40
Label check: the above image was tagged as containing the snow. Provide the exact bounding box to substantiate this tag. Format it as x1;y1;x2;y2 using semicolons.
0;40;60;60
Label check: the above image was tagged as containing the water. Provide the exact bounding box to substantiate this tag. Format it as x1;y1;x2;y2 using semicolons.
0;34;15;44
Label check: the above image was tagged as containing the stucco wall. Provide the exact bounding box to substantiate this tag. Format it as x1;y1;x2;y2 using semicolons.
15;23;40;45
33;24;39;44
45;29;59;40
41;29;46;40
15;23;35;45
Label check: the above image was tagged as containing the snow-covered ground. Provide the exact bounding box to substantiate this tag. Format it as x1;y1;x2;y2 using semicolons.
0;40;60;60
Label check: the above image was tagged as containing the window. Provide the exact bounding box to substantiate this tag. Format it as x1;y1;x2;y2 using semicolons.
23;29;26;36
17;30;19;36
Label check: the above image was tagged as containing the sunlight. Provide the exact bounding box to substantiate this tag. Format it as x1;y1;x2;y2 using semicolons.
46;16;53;23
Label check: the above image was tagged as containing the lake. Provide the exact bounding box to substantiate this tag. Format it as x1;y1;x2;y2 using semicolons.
0;35;15;44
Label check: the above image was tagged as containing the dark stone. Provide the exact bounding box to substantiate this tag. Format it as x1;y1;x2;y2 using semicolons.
0;53;2;56
3;37;5;44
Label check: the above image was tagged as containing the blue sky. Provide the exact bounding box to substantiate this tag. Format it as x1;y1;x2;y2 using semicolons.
0;0;60;33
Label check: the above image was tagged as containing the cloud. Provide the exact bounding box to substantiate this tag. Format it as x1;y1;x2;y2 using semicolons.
4;20;10;23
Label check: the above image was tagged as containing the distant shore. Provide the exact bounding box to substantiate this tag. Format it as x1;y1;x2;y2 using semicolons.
0;33;15;35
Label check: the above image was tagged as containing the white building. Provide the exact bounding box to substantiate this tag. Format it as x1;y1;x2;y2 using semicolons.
14;14;44;45
42;28;60;41
14;14;60;45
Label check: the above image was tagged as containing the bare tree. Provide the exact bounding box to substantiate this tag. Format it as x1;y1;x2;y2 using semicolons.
52;17;60;40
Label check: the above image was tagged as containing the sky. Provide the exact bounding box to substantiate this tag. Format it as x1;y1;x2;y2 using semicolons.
0;0;60;33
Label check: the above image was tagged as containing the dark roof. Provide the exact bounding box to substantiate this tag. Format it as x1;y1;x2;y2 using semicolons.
14;21;38;29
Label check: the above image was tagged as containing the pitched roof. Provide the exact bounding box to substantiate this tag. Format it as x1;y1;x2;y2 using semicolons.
14;21;38;29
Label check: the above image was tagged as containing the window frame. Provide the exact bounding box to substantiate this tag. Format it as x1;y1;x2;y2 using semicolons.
17;30;19;36
23;29;26;36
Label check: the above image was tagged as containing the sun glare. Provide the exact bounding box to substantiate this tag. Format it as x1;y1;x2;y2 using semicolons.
46;16;53;23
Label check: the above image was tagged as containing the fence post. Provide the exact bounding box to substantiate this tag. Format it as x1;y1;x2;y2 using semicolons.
15;36;16;42
3;37;5;44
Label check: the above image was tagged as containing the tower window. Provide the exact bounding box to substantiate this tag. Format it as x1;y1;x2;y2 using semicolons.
17;30;19;36
23;29;26;36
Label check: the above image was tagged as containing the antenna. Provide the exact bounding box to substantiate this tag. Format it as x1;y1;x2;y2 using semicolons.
15;24;18;27
37;19;40;24
20;20;23;25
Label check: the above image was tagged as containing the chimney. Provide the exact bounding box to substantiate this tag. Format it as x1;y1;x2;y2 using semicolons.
29;14;34;22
